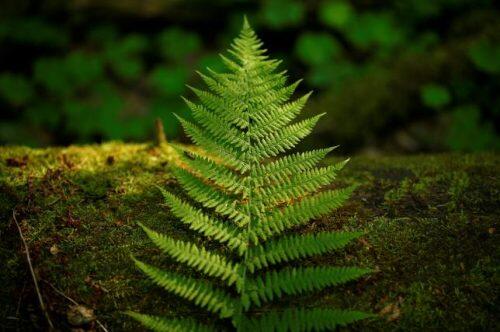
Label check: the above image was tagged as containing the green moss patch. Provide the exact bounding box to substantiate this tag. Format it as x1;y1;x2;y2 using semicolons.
1;144;498;330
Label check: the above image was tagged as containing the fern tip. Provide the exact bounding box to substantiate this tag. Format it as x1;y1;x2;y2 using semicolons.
242;15;251;29
153;183;166;194
185;84;197;93
329;145;340;153
337;157;350;169
172;112;183;123
123;310;137;317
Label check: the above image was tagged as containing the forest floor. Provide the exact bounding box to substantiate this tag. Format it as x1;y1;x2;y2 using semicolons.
0;142;498;331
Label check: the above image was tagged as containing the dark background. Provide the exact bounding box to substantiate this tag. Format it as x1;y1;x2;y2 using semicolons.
0;0;499;153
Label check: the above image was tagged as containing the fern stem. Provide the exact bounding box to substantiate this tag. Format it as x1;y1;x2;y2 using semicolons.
233;55;256;330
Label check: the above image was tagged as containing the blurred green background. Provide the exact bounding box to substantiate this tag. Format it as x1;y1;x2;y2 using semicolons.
0;0;499;153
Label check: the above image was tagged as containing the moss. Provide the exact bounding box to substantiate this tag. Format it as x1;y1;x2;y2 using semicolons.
1;144;498;331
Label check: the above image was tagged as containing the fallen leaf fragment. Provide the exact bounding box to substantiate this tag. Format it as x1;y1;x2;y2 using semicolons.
379;303;401;322
67;305;96;326
50;244;59;255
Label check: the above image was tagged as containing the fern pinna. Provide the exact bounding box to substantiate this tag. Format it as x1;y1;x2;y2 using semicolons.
128;18;371;331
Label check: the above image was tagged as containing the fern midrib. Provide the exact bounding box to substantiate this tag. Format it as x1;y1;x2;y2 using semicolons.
235;58;260;330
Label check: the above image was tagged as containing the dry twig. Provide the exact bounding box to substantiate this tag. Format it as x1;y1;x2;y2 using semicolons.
43;280;110;332
12;209;54;330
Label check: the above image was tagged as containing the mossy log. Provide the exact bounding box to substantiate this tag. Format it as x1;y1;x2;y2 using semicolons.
1;143;498;331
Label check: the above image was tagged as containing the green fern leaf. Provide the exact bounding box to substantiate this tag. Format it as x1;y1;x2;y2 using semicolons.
183;97;249;150
247;267;371;305
172;167;249;224
249;114;324;161
139;223;242;285
187;86;248;129
132;257;236;318
253;148;343;186
240;308;373;331
246;231;363;271
253;186;356;242
126;312;216;332
174;147;245;195
257;165;343;208
130;17;371;331
157;187;246;251
176;116;248;171
249;91;312;139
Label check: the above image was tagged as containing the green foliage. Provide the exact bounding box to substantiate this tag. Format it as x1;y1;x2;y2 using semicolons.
420;83;451;109
130;19;370;331
307;61;357;88
34;52;104;96
468;39;500;74
295;32;341;66
242;308;372;331
0;73;33;105
0;17;69;46
34;58;71;97
0;19;207;144
105;34;148;80
158;28;201;62
149;66;189;96
1;1;498;152
319;1;354;29
127;312;214;332
446;105;499;152
345;12;405;50
261;0;305;28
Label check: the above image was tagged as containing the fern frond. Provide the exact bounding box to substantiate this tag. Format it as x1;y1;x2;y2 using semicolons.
240;308;373;331
205;68;287;94
246;75;288;98
243;59;283;79
253;148;341;186
133;258;236;318
172;167;249;225
175;148;245;195
257;165;342;208
126;312;215;332
247;267;371;306
249;92;312;139
176;115;249;171
132;17;371;332
183;98;249;150
224;53;276;72
246;231;363;272
252;186;356;242
187;86;248;129
219;53;241;71
249;80;302;113
228;20;266;62
249;114;324;161
139;223;242;286
196;70;236;96
158;188;246;251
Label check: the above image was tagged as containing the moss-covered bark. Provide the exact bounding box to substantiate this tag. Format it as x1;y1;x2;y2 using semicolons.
1;143;498;331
